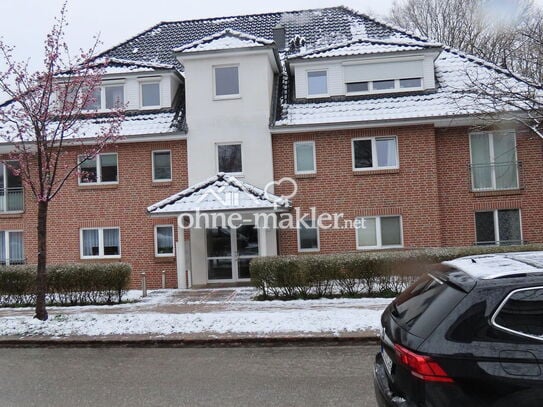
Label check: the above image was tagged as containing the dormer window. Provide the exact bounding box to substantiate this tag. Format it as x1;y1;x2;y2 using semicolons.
400;78;422;88
141;82;161;108
214;65;240;98
105;85;124;109
307;70;328;96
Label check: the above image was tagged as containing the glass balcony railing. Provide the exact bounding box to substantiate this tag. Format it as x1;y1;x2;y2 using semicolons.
470;161;522;192
0;187;24;212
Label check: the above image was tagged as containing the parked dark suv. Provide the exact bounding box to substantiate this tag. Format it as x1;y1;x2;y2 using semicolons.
374;251;543;407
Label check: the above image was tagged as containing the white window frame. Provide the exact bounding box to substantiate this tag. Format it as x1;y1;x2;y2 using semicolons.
80;227;121;259
216;142;243;175
213;64;241;100
297;220;320;252
154;225;175;257
0;230;24;265
0;161;23;213
355;215;404;250
294;141;317;175
151;150;172;182
139;80;161;109
491;286;543;342
469;130;519;191
82;81;126;112
345;78;424;95
306;69;329;98
474;209;523;246
78;153;119;185
352;136;399;171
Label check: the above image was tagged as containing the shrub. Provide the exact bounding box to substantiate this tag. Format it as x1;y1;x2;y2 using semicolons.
0;263;132;307
250;244;543;300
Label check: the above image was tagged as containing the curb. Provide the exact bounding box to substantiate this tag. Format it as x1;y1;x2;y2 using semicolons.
0;335;380;348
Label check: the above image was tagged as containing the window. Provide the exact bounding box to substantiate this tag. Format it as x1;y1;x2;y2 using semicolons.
356;216;402;249
81;227;120;258
83;88;101;110
214;66;239;97
0;231;24;265
307;70;328;96
493;287;543;341
373;80;395;90
346;82;369;93
400;78;422;88
141;82;161;107
0;162;23;212
475;209;522;245
294;141;316;174
152;151;172;182
298;220;319;251
155;225;174;256
352;137;398;170
217;144;242;174
104;85;124;109
79;153;118;184
470;131;518;190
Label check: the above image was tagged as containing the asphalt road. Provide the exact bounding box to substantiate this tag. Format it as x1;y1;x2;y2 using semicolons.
0;345;379;407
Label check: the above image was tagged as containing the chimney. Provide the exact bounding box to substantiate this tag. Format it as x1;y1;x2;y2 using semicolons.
273;24;286;50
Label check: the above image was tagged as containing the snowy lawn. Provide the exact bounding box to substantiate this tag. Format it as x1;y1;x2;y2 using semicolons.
0;289;392;338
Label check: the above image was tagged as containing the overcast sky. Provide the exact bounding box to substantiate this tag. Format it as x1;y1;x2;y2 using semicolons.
0;0;394;70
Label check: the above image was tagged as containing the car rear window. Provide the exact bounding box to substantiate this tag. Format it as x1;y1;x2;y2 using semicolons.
391;273;467;338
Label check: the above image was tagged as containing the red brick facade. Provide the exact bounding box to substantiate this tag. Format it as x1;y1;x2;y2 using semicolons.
272;125;543;254
2;124;542;288
0;140;187;289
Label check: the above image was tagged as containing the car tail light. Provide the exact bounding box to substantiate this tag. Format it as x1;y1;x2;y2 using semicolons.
394;344;454;383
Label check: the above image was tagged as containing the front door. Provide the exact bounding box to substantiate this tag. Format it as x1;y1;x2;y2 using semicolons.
206;225;259;282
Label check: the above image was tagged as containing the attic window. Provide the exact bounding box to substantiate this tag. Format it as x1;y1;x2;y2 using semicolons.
141;82;161;107
214;65;240;98
307;70;328;96
105;85;124;109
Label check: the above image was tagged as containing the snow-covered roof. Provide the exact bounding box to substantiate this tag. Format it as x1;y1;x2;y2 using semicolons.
292;38;439;59
444;251;543;279
174;29;274;53
275;48;527;127
148;173;291;214
83;111;182;138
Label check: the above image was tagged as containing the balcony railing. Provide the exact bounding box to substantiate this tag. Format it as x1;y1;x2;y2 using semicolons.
0;187;24;212
470;161;522;192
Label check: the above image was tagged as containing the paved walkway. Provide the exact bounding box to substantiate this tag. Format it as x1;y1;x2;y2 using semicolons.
0;288;389;345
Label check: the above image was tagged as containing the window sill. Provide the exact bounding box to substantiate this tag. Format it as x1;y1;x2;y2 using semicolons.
78;183;119;191
213;95;241;101
357;245;404;251
353;168;400;176
472;188;523;197
0;211;24;218
298;249;320;253
80;257;122;262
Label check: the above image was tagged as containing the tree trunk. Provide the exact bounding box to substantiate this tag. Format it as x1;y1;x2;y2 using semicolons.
34;200;48;321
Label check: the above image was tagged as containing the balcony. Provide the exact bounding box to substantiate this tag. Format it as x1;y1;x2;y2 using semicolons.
0;187;24;213
470;161;522;192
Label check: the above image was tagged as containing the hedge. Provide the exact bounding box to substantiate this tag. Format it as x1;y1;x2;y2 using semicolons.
0;263;132;307
250;244;543;300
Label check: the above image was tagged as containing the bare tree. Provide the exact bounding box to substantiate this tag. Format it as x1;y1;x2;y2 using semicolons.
0;3;125;320
389;0;540;80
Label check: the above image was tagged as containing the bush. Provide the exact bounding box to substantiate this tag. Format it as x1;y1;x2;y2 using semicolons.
250;244;543;300
0;263;132;307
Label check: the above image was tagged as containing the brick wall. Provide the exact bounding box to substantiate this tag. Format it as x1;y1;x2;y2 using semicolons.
272;125;443;254
436;127;543;246
0;140;188;289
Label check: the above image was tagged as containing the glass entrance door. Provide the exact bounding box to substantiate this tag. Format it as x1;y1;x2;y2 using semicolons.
206;225;259;281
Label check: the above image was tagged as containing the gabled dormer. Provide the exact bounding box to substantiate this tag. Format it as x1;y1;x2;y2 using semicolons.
286;38;442;100
84;58;183;112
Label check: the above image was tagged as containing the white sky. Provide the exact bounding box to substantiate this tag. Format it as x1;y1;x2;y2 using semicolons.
0;0;394;70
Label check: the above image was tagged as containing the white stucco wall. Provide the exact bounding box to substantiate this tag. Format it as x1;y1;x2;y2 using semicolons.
180;49;279;285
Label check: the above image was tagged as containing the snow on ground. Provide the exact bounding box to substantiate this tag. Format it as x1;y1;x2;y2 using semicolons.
0;289;392;338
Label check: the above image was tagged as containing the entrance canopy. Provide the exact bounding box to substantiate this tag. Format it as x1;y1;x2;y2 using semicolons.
147;173;291;215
